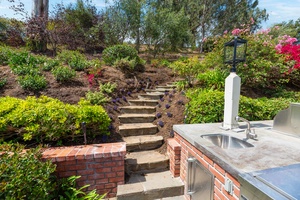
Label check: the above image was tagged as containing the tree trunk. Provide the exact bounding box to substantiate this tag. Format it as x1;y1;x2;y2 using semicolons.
32;0;49;52
32;0;49;19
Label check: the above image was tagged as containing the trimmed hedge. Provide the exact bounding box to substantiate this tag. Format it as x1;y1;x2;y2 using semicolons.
0;96;111;143
185;89;299;124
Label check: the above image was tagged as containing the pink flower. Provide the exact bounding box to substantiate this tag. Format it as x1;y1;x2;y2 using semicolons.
223;30;228;35
275;44;282;52
231;28;241;36
250;17;255;24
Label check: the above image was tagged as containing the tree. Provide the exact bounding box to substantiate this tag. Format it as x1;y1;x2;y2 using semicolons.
106;0;146;52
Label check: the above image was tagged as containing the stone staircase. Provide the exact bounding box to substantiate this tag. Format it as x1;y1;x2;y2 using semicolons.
115;83;184;200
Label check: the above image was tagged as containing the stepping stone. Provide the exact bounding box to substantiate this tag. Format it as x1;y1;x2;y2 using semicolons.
120;106;156;114
119;114;156;123
128;99;158;106
123;135;163;152
117;171;184;200
119;123;157;137
138;93;164;100
155;196;186;200
125;150;169;174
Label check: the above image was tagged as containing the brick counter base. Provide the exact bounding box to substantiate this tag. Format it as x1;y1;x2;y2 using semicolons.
42;142;126;198
168;133;240;200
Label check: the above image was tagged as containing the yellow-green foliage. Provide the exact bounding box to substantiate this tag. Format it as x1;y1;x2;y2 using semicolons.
170;56;205;85
0;96;111;143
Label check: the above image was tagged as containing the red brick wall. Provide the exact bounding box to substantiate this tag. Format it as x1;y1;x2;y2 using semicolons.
42;142;126;198
169;133;240;200
167;138;181;177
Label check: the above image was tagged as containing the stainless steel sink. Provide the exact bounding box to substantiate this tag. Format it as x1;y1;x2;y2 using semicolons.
201;134;254;149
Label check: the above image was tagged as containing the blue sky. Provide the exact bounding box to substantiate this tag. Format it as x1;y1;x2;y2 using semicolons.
0;0;299;29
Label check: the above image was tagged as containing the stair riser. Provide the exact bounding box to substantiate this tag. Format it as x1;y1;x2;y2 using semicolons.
126;141;163;152
156;86;175;90
119;117;155;123
125;160;169;174
128;101;158;106
120;108;156;114
120;127;157;137
138;95;163;100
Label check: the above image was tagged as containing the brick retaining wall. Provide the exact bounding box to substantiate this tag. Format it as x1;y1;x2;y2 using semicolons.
42;142;126;198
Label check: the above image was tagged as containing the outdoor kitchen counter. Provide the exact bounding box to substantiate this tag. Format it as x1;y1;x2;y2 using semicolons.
173;120;300;180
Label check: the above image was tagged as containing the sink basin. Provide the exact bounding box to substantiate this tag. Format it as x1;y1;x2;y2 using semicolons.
201;134;254;149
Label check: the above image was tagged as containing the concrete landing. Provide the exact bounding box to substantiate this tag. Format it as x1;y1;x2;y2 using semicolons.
117;171;184;200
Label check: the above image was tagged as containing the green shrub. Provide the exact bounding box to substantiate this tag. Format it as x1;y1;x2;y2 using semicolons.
185;89;297;124
8;51;39;67
0;78;7;89
99;82;117;94
17;74;47;91
11;63;40;75
42;59;60;71
197;69;228;90
0;96;111;143
85;91;110;105
102;44;138;66
0;144;105;200
68;57;88;71
52;66;76;82
0;45;13;65
170;56;205;86
57;50;88;71
0;144;56;199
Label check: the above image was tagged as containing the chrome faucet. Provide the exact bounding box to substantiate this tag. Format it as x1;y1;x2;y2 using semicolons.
235;116;257;139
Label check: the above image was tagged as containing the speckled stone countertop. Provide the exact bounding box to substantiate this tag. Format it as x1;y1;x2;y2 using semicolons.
173;121;300;180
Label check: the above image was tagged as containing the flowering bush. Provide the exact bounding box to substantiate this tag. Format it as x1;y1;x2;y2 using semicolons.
200;22;296;90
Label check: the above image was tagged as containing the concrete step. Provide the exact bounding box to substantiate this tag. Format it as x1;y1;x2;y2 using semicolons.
128;99;159;106
120;106;156;114
156;85;175;90
119;123;157;137
125;150;169;174
119;114;156;124
166;82;177;87
123;135;163;152
116;171;184;200
138;93;164;100
155;196;185;200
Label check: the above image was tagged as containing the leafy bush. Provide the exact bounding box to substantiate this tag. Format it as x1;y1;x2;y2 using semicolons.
197;69;228;90
99;82;117;94
0;96;111;143
0;78;7;89
69;57;88;71
8;51;39;68
52;66;76;82
85;91;110;105
17;74;47;91
170;56;205;86
0;144;56;199
42;59;60;71
0;144;105;200
0;45;13;65
102;44;138;66
185;89;298;124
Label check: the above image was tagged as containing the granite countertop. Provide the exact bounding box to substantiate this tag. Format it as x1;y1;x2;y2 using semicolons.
173;121;300;180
